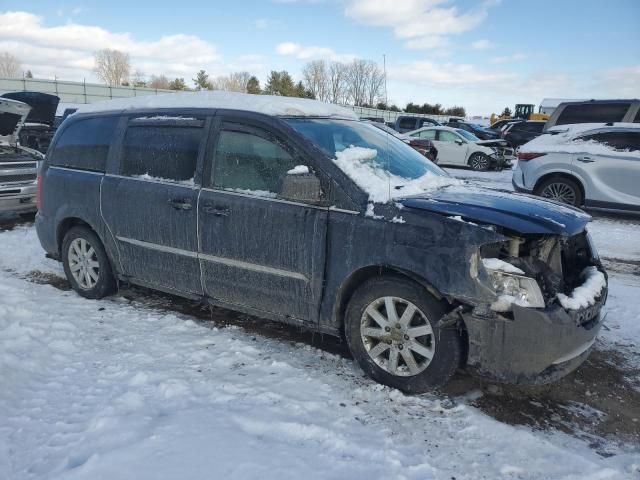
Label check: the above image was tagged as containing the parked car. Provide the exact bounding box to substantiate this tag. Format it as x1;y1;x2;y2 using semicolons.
0;97;43;216
366;121;438;162
0;91;60;154
513;123;640;213
488;118;524;131
502;120;546;148
444;120;499;140
544;99;640;132
394;115;440;133
407;126;514;170
37;91;607;393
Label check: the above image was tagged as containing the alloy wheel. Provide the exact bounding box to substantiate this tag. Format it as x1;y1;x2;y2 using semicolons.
360;296;435;377
470;154;489;171
68;238;100;290
540;182;577;205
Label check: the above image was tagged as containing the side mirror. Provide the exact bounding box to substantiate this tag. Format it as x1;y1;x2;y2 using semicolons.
455;139;464;145
280;170;322;204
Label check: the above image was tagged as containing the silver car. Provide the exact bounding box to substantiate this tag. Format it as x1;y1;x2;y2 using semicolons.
512;123;640;213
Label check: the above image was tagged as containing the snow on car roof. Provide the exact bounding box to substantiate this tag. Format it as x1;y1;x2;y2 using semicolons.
547;122;640;135
520;122;640;156
75;90;358;119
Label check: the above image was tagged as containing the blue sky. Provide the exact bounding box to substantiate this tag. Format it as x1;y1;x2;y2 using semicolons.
1;0;638;114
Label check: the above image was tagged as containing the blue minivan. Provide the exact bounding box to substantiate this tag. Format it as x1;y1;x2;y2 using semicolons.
36;91;607;392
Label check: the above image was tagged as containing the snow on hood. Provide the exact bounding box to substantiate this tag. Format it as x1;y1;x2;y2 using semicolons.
332;146;461;203
76;90;358;119
521;123;640;157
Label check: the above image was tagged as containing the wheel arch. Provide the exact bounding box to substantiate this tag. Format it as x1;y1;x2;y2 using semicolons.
333;265;446;335
56;217;98;256
467;150;490;166
533;171;585;202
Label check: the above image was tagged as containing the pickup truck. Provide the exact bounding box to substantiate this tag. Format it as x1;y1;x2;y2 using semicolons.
0;97;43;216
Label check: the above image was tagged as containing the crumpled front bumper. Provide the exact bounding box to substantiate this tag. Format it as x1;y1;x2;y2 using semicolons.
488;152;514;170
462;290;607;384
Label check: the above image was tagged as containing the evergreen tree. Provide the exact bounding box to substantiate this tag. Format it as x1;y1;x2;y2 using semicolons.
169;78;187;90
193;70;210;90
264;70;295;96
25;70;33;79
246;76;261;94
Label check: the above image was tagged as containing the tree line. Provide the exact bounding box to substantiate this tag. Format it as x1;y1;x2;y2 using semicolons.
0;49;466;117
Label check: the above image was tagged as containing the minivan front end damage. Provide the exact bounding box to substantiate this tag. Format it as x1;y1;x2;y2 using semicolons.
462;230;607;384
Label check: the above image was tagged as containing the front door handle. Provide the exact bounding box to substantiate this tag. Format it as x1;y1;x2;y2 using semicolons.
577;156;595;163
202;204;230;216
168;198;193;210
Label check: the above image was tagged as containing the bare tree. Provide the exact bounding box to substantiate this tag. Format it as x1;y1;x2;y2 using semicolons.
328;61;348;104
302;60;328;102
365;62;385;107
131;69;146;87
345;59;371;106
148;74;170;89
0;52;21;78
93;49;130;86
209;71;252;92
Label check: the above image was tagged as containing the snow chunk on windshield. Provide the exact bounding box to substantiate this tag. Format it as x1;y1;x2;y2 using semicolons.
557;266;607;310
287;165;309;175
333;146;461;203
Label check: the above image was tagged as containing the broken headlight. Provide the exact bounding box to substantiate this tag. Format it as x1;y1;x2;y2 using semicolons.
485;268;546;311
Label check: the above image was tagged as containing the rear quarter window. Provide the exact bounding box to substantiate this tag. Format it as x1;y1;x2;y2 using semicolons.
49;116;119;172
579;132;640;152
556;103;630;125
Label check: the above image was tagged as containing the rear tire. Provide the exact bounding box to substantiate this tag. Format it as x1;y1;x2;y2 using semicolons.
345;276;462;393
469;152;490;171
534;176;583;207
62;226;116;299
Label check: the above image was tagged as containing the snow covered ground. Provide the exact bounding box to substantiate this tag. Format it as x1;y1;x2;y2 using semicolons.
1;184;640;479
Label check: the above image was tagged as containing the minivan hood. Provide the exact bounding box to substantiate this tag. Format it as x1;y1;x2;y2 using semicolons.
399;186;591;235
0;97;31;145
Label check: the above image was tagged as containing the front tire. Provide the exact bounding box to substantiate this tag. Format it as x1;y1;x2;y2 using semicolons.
345;276;462;393
62;226;116;299
535;176;583;207
469;152;490;171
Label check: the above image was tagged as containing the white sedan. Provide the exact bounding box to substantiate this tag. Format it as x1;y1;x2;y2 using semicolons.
406;126;515;171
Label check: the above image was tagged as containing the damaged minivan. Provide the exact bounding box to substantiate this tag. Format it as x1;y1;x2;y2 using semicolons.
36;92;607;393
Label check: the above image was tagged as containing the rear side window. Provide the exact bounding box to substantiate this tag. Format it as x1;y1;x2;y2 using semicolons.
212;128;297;195
579;132;640;152
398;117;416;130
417;129;436;140
49;116;118;172
438;131;459;142
121;121;203;184
556;103;630;125
634;109;640;123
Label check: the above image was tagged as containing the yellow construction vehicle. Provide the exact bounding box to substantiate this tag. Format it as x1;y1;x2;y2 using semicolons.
490;104;549;125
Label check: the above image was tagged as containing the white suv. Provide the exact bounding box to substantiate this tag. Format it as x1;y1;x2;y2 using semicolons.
512;123;640;213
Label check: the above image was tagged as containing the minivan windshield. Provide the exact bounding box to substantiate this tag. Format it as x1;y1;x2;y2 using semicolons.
285;118;446;180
